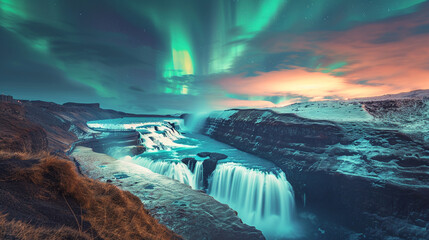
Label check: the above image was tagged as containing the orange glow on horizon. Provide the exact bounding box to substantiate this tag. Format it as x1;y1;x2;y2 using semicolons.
220;68;391;100
218;9;429;107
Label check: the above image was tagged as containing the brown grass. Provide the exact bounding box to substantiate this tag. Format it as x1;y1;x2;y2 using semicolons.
0;213;91;240
7;153;182;240
0;150;49;161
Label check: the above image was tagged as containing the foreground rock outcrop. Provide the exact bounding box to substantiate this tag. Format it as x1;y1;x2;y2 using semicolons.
202;104;429;239
0;151;182;240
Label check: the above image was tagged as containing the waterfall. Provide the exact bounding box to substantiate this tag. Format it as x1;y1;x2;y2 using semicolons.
91;117;298;238
138;124;193;152
129;156;204;190
183;112;210;133
209;162;296;237
87;117;186;131
191;161;204;189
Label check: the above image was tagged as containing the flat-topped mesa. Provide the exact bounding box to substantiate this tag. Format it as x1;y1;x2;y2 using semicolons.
0;99;139;154
63;102;100;108
0;94;14;103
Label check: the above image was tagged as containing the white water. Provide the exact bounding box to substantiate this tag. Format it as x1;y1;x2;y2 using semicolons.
87;117;186;131
183;112;210;133
137;125;193;152
122;155;204;190
88;116;297;239
209;162;295;237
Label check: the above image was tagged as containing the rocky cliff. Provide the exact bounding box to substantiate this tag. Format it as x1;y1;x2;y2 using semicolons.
202;101;429;239
0;103;48;152
0;100;150;153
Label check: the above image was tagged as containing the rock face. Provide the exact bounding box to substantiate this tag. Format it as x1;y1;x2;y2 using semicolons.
130;145;146;155
0;100;154;153
361;98;429;143
181;157;198;172
182;152;229;189
0;103;48;152
197;152;228;160
200;153;225;188
22;100;133;151
202;108;429;239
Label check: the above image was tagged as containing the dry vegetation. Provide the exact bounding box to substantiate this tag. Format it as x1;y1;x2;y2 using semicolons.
0;151;181;240
0;212;91;240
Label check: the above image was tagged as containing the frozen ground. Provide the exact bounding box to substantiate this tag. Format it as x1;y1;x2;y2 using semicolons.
270;101;374;122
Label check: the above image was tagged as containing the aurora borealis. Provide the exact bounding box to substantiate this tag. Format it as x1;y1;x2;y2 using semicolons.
1;0;429;113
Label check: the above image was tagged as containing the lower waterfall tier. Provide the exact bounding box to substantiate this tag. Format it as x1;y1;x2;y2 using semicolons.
209;162;296;237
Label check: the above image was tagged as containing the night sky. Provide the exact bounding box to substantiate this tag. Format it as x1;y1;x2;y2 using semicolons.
1;0;429;113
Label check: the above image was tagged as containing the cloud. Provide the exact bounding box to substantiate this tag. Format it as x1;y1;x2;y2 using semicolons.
50;39;143;67
129;86;145;92
210;97;303;109
223;5;429;103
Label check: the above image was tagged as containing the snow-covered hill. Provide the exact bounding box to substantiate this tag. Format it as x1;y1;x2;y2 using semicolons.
271;101;374;122
268;89;429;143
355;89;429;101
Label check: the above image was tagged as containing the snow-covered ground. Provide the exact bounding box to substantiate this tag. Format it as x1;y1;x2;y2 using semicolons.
270;101;375;122
355;89;429;101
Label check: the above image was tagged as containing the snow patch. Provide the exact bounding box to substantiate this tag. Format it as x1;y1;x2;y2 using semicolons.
271;101;374;122
209;110;238;121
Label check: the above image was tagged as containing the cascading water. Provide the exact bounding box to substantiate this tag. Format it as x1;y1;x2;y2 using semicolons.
183;112;210;133
137;124;192;152
209;162;295;237
124;155;205;190
191;160;204;189
88;116;298;238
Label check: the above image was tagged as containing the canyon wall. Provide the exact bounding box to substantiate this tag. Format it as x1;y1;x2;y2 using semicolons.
202;106;429;239
0;100;140;153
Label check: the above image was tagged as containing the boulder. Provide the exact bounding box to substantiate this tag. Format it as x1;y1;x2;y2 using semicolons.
181;158;197;172
182;153;228;189
130;145;146;156
202;158;219;189
197;152;228;161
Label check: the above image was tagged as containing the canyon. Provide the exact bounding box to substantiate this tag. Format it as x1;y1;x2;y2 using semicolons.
1;91;428;239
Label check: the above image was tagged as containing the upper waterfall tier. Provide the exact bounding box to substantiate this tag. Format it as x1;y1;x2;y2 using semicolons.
87;117;185;131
